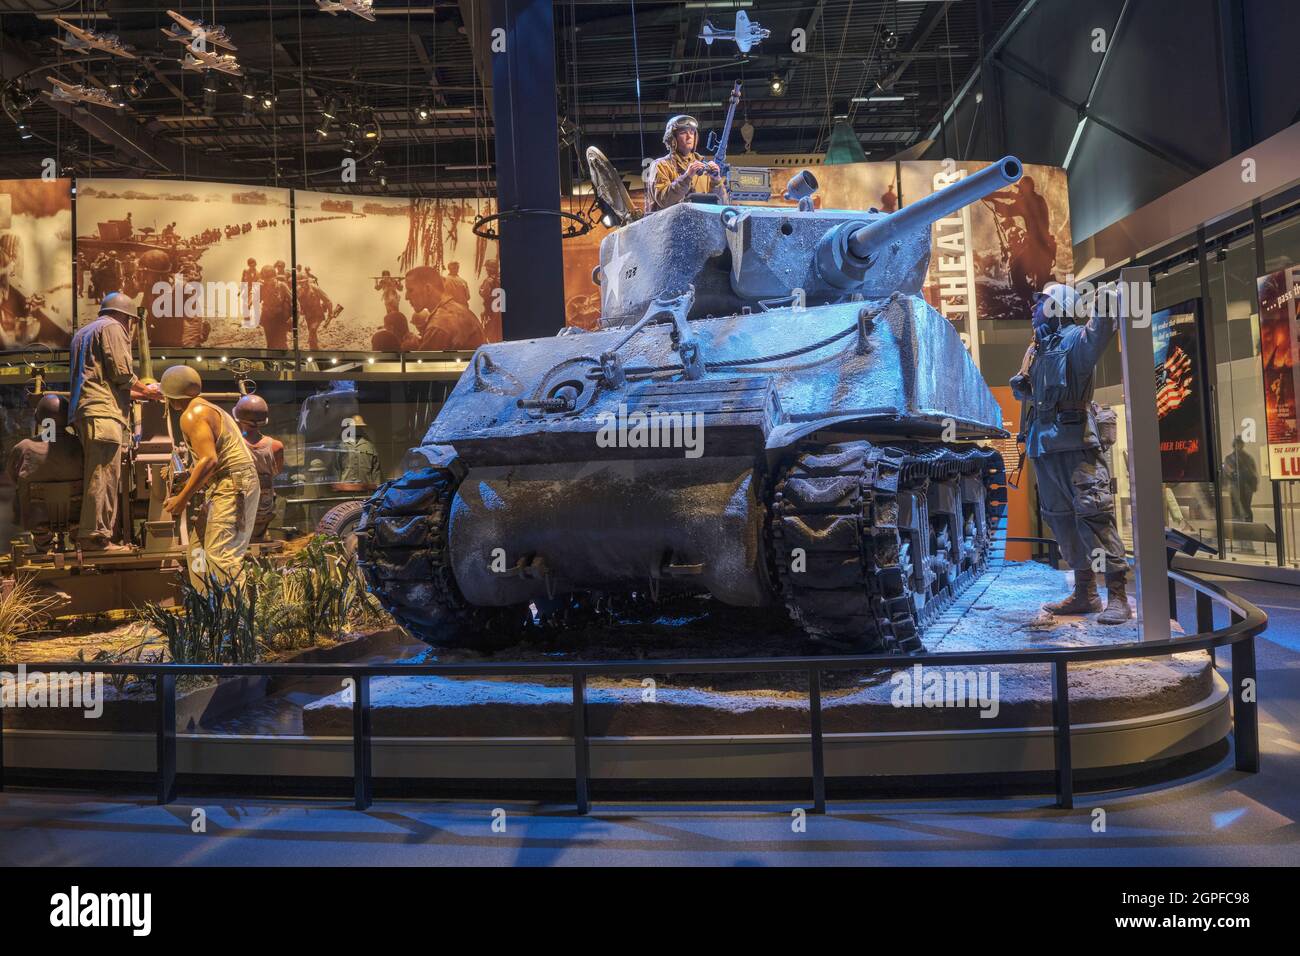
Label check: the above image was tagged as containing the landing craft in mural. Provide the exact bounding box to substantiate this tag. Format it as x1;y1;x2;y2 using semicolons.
0;180;73;350
76;180;291;349
294;191;500;352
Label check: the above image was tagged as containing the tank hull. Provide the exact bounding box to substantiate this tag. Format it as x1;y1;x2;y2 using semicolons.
424;294;1005;469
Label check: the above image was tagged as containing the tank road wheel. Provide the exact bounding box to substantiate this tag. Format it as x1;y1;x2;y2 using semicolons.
355;467;532;650
771;442;920;653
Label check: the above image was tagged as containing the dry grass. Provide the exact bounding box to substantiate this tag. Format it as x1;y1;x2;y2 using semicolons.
0;577;63;665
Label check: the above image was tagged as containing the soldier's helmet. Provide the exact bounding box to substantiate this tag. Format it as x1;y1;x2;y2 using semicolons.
662;114;698;150
1035;282;1080;322
98;291;137;320
234;393;270;426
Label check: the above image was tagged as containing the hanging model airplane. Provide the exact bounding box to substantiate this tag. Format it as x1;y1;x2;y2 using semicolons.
162;9;237;52
699;10;770;53
181;48;243;77
45;77;125;109
315;0;377;22
52;18;137;59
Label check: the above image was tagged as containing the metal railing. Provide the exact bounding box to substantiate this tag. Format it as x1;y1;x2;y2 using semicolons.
0;542;1266;814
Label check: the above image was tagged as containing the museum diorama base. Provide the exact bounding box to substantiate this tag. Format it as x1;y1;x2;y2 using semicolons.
2;561;1230;795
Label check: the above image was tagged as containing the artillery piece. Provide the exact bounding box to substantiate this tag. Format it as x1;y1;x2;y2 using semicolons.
357;157;1024;651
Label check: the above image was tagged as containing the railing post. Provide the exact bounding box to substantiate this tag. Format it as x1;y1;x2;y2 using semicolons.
1196;590;1214;634
156;672;177;805
1051;661;1072;809
572;672;590;815
352;673;372;810
1231;630;1260;773
809;667;826;814
1168;578;1178;620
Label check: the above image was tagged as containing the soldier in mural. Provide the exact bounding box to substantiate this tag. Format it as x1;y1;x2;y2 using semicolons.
0;234;71;349
297;264;342;350
374;270;403;313
405;265;483;351
257;264;293;349
480;258;501;340
444;261;470;306
986;175;1057;300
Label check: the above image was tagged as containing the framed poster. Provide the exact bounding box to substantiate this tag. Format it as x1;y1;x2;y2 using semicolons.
1151;298;1212;482
1258;265;1300;477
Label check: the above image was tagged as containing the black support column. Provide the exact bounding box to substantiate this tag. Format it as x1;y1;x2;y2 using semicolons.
490;0;566;340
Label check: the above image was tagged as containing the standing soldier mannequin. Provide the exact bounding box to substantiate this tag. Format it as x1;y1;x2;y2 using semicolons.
160;366;261;588
234;394;284;542
644;114;727;215
69;292;162;553
337;414;383;490
1010;283;1131;624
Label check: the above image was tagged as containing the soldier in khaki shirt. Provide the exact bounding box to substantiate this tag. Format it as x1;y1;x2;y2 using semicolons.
68;293;162;552
644;114;727;215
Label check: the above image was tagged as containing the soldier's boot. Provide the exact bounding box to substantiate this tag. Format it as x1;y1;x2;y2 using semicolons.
1043;570;1102;615
1097;572;1133;625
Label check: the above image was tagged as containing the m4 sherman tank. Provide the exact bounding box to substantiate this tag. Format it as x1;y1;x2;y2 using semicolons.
357;157;1023;652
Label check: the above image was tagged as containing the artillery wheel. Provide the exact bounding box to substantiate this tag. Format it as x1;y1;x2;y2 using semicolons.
316;500;364;554
355;467;533;650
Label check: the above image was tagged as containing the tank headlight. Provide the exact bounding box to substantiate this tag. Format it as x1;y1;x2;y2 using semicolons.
783;170;818;205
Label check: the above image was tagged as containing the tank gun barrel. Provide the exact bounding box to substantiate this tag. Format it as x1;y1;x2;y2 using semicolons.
846;156;1023;259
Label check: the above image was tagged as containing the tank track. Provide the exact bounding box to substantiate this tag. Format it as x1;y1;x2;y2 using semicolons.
355;466;528;648
770;441;1005;653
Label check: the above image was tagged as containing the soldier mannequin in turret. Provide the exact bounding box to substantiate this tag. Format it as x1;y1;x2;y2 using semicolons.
644;114;728;215
1010;283;1131;624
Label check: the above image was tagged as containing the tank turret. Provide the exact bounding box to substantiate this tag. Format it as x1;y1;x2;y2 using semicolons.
595;156;1022;325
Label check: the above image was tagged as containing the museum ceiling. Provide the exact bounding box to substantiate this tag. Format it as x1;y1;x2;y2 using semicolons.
0;0;1022;194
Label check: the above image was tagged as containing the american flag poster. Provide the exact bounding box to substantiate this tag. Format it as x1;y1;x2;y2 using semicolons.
1152;300;1211;482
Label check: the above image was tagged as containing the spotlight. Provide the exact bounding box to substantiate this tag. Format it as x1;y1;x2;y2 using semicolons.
769;72;787;97
321;97;337;120
15;113;32;140
202;73;219;95
106;69;122;91
415;100;431;123
126;69;149;99
362;120;379;140
341;137;355;156
260;92;275;111
241;79;256;101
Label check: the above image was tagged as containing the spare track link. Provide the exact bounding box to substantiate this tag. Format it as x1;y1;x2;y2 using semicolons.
771;441;1006;653
355;466;522;647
